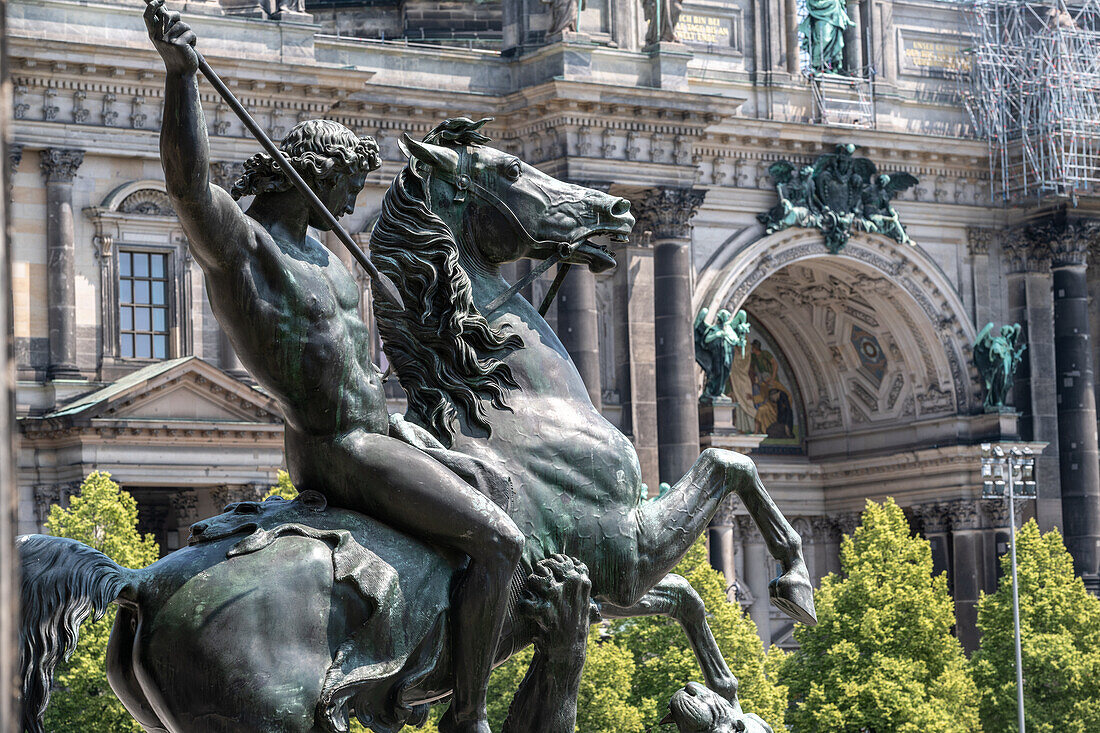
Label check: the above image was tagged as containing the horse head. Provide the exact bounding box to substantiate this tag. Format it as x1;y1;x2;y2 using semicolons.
397;117;633;273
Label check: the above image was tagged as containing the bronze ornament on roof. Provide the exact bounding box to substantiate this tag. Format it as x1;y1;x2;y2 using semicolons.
757;144;919;254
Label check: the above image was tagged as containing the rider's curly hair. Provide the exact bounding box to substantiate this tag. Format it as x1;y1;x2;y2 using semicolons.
230;119;382;199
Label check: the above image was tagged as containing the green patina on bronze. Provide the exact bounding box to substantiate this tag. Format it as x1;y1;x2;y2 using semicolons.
973;322;1027;410
694;307;750;403
799;0;855;74
17;5;818;732
757;143;918;254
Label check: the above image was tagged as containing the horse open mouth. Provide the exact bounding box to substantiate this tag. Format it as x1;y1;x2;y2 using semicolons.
566;232;624;273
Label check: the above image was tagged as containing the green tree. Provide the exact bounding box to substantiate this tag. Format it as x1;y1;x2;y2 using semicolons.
616;538;787;729
971;519;1100;733
781;498;980;732
44;471;160;732
264;469;298;500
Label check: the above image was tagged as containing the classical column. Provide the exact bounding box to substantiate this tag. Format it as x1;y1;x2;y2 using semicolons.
636;187;705;483
613;237;659;490
844;0;864;73
708;498;738;596
947;499;984;653
557;264;603;409
913;502;951;578
1005;233;1064;530
968;227;994;331
738;515;772;647
39;149;84;380
1048;222;1100;586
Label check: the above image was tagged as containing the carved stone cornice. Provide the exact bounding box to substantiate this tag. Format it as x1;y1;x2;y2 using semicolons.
632;187;706;240
38;148;84;184
966;226;993;257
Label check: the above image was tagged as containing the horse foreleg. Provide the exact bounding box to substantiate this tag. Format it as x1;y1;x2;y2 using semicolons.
634;448;816;625
502;556;593;733
600;574;741;706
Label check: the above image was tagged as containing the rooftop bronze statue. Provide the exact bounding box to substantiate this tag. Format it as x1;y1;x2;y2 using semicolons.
18;3;816;731
758;144;918;253
798;0;854;74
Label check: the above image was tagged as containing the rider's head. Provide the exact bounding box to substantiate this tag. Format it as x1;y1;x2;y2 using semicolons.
231;119;382;229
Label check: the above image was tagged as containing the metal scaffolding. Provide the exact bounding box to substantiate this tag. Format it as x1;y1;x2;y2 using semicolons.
965;0;1100;204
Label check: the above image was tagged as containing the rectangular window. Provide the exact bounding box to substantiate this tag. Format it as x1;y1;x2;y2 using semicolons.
119;250;170;360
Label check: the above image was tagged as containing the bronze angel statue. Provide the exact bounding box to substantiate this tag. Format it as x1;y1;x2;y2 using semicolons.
694;308;751;403
973;322;1027;410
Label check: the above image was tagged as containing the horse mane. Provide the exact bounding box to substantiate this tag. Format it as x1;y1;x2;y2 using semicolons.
370;121;522;443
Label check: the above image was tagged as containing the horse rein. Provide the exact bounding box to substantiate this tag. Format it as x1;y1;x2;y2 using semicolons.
422;158;584;317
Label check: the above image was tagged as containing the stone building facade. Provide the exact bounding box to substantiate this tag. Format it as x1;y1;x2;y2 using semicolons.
7;0;1099;650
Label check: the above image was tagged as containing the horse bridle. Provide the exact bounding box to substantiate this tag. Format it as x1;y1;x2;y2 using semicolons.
422;156;586;317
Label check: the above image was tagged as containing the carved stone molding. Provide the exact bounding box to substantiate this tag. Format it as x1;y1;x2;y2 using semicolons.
833;511;861;537
966;227;993;257
1046;221;1098;268
912;501;949;534
169;489;201;524
945;499;983;531
7;144;23;181
735;514;764;544
810;515;838;543
33;485;61;525
209;161;245;192
211;483;267;510
632;187;706;240
117;189;175;217
981;499;1025;529
39;148;84;184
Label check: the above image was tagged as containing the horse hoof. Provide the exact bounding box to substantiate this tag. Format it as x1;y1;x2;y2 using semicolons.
768;572;817;626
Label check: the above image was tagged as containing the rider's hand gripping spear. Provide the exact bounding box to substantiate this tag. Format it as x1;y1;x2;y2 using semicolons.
142;0;405;312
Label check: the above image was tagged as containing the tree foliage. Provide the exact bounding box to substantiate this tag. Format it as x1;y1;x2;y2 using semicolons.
971;519;1100;733
264;469;299;501
43;471;160;733
780;498;980;733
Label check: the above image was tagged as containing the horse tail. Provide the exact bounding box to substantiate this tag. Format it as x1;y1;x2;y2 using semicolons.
17;534;134;733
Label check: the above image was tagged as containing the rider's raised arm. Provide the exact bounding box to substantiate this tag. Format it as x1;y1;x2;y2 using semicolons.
145;0;250;270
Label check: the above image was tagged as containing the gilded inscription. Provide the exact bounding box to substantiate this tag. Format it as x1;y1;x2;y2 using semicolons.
901;36;972;75
675;13;733;46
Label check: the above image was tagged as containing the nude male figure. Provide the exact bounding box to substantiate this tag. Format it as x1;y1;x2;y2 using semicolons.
146;4;523;730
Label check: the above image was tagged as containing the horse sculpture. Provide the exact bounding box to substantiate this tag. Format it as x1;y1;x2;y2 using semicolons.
18;117;815;733
370;118;816;694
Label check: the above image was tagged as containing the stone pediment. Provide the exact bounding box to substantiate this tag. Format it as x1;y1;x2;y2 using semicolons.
41;357;282;427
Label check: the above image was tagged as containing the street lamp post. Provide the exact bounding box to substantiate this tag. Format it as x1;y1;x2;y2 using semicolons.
981;443;1037;733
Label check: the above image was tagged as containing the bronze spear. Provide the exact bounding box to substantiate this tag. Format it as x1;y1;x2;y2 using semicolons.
142;0;404;311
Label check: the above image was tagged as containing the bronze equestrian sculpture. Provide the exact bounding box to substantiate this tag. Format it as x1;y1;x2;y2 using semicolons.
17;5;816;732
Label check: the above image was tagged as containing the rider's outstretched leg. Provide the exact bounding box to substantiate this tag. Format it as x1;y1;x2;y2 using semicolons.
632;448;816;625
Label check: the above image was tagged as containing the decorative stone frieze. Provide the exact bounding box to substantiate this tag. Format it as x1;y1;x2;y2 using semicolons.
170;489;201;525
833;511;861;537
211;484;268;510
210;161;246;192
38;148;84;184
118;189;175;217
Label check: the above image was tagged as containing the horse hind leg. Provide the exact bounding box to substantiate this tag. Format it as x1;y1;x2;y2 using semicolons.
106;605;171;733
633;448;816;625
600;574;740;706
